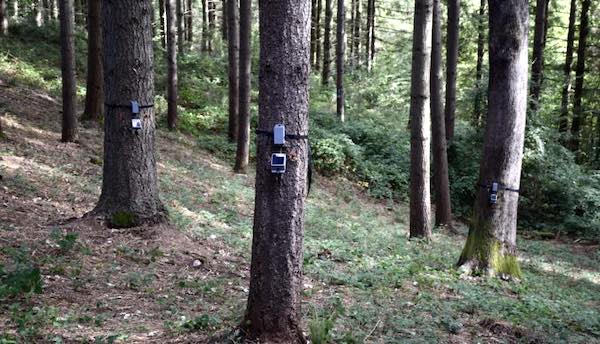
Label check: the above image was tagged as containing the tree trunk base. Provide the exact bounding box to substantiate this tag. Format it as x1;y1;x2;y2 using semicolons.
457;235;522;280
238;324;307;344
88;204;167;229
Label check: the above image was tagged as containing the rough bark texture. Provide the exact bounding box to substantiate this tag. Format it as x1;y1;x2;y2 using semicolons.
559;0;576;134
186;0;192;43
166;0;178;129
528;0;548;116
82;0;103;122
457;0;528;279
234;0;250;173
94;0;166;227
321;0;332;86
336;0;345;121
444;0;458;141
227;0;239;142
430;0;451;227
176;0;184;53
570;0;589;153
159;0;166;48
243;0;310;341
409;0;432;239
1;0;7;35
59;0;77;142
473;0;485;126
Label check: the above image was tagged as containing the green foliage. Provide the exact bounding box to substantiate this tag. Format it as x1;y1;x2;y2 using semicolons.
0;247;43;298
50;229;79;254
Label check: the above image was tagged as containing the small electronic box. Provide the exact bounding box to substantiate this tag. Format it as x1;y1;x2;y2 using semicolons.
131;101;142;130
271;153;287;174
489;182;499;205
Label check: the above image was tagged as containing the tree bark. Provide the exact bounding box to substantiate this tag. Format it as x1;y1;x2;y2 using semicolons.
315;0;322;70
243;0;310;341
321;0;332;86
159;0;166;48
176;0;184;53
364;0;374;71
444;0;458;141
473;0;485;126
431;0;451;227
221;0;227;41
186;0;192;44
336;0;345;121
227;0;239;142
352;0;360;66
201;0;208;51
36;0;45;26
559;0;576;134
528;0;548;116
234;0;250;173
59;0;77;142
207;0;215;52
311;0;316;66
82;0;103;122
569;0;590;154
1;0;7;35
166;0;178;129
94;0;166;227
409;0;432;239
457;0;528;279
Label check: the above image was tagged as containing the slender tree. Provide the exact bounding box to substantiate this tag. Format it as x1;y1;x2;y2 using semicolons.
166;0;178;129
311;0;317;66
176;0;184;53
1;0;7;35
94;0;166;226
227;0;239;142
159;0;166;48
321;0;332;86
186;0;192;43
444;0;458;141
59;0;77;142
234;0;250;173
201;0;208;51
457;0;528;278
243;0;310;341
82;0;103;122
221;0;227;41
36;0;44;26
473;0;485;126
529;0;548;116
364;0;375;71
336;0;345;121
315;0;322;70
570;0;590;153
431;0;451;227
208;0;215;52
352;0;360;66
559;0;576;134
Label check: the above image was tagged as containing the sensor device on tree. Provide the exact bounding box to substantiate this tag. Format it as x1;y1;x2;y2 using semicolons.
131;101;142;130
271;153;286;173
489;182;499;205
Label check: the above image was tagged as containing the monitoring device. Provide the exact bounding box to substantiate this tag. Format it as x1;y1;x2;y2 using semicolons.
131;101;142;130
274;124;286;145
271;153;287;174
489;182;499;205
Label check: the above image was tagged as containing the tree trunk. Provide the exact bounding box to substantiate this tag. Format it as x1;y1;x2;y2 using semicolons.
59;0;77;142
159;0;166;48
221;0;227;41
243;0;310;341
166;0;178;129
352;0;360;66
431;0;451;227
444;0;458;141
227;0;239;142
528;0;548;116
349;0;354;61
36;0;44;26
82;0;103;122
10;0;17;20
186;0;192;44
364;0;374;71
315;0;322;70
0;0;7;35
201;0;208;51
559;0;576;134
208;0;215;52
321;0;332;86
176;0;184;53
234;0;250;173
336;0;345;121
569;0;590;154
457;0;528;279
94;0;166;227
473;0;485;126
409;0;432;239
311;0;316;66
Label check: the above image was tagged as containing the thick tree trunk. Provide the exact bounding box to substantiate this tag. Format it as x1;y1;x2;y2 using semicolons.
559;0;576;134
159;0;166;48
528;0;548;116
569;0;590;153
321;0;332;86
59;0;77;142
234;0;250;173
444;0;458;141
243;0;310;341
409;0;432;239
82;0;103;122
166;0;178;129
473;0;485;126
336;0;345;121
431;0;451;227
186;0;192;44
1;0;7;35
94;0;166;227
457;0;528;279
227;0;239;142
176;0;184;53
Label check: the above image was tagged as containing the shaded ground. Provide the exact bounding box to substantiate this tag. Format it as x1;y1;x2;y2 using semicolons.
1;82;600;343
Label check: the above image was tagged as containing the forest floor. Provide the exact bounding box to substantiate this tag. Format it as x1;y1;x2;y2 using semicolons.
1;52;600;344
